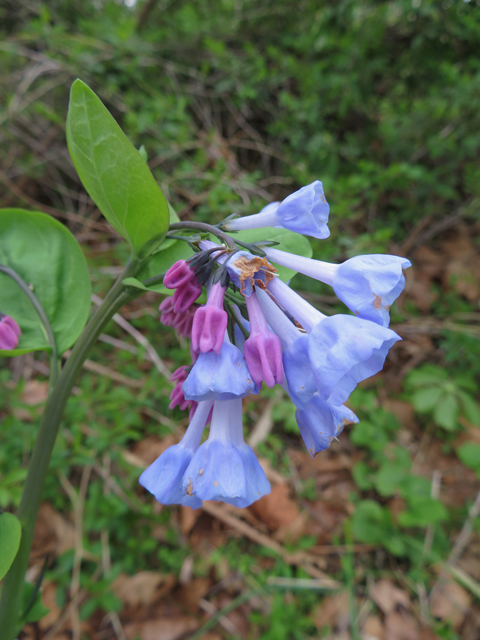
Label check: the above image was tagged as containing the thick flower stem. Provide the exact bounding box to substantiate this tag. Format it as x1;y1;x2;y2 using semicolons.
0;262;138;640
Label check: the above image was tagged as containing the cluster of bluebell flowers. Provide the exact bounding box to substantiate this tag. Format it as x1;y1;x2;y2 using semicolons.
140;180;411;509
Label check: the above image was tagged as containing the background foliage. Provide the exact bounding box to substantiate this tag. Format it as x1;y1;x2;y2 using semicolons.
0;0;479;638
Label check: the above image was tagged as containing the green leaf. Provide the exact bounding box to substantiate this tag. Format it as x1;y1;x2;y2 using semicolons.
397;496;448;528
457;442;480;474
0;512;21;580
351;500;391;544
20;581;49;624
406;365;448;388
233;227;312;282
433;393;459;430
0;209;91;356
66;80;169;257
137;239;195;286
411;387;443;413
458;391;480;426
351;461;374;490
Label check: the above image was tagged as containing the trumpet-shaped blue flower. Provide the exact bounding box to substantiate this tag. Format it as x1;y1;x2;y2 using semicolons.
263;279;401;406
139;401;213;509
181;399;270;507
295;394;358;457
264;248;411;327
224;181;330;239
308;315;401;405
183;335;258;401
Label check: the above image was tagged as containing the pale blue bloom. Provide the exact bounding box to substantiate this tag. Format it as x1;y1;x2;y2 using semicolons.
264;248;411;327
139;401;213;509
308;315;401;405
183;336;258;402
224;181;330;239
295;394;358;457
259;282;401;406
181;399;270;507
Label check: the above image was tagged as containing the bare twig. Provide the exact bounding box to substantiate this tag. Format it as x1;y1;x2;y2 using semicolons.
91;293;171;378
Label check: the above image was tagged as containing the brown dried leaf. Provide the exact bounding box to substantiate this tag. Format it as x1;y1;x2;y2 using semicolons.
361;614;384;640
32;503;75;559
37;582;62;630
313;591;349;631
384;612;420;640
124;617;198;640
176;577;211;612
133;435;177;466
180;505;201;535
21;380;49;405
370;579;411;615
430;579;471;629
249;483;299;530
112;571;167;607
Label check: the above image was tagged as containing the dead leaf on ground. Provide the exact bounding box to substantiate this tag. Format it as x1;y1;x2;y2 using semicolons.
384;612;420;640
250;483;299;529
21;380;49;405
38;582;62;630
124;616;198;640
180;505;201;535
382;399;415;429
313;591;350;632
370;579;411;615
176;577;211;612
132;435;178;465
112;571;175;609
361;614;384;640
32;503;75;560
430;579;471;629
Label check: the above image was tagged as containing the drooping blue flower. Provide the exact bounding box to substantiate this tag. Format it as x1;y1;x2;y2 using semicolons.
261;279;401;406
181;398;270;507
224;181;330;239
139;400;213;509
308;315;401;405
183;335;258;401
295;394;358;457
264;248;411;327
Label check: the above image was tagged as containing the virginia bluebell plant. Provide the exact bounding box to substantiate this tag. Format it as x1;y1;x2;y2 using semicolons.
0;79;411;637
140;180;411;509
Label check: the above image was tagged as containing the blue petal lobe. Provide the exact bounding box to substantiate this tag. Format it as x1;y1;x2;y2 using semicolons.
183;341;258;401
182;440;247;504
333;255;411;326
283;334;317;409
139;445;202;509
308;315;401;405
296;395;358;457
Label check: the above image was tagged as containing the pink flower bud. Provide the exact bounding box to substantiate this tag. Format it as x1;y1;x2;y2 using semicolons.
191;282;228;355
0;315;21;350
163;260;196;289
172;281;202;314
244;291;283;387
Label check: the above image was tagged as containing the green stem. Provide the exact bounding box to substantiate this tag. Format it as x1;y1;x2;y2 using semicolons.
168;221;237;249
0;264;60;388
0;261;137;640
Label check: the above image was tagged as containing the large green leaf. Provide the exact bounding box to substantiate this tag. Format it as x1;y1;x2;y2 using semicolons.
0;209;91;356
66;80;169;257
232;226;312;282
0;512;21;580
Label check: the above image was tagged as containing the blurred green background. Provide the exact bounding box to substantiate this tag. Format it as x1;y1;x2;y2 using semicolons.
1;1;480;639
